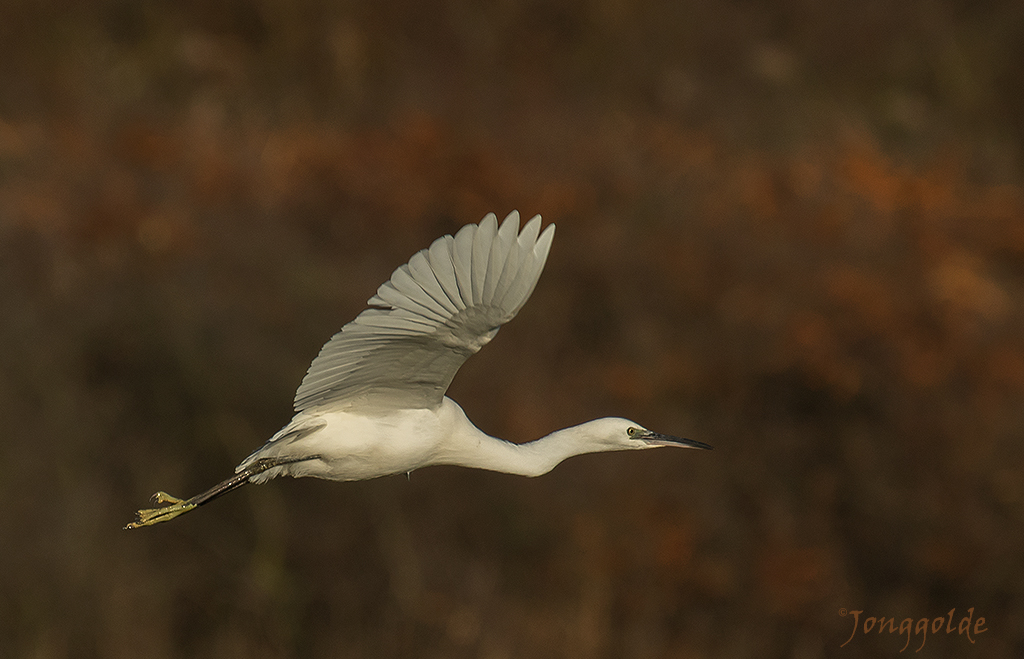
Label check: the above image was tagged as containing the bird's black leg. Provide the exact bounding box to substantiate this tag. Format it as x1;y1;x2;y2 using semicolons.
124;455;321;529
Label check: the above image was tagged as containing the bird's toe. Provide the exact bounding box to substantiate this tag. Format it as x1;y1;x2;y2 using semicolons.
150;491;184;505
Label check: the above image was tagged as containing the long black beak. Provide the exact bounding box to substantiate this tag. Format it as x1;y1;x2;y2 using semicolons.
639;430;713;450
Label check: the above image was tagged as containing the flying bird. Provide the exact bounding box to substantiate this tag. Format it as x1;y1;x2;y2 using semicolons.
126;212;711;528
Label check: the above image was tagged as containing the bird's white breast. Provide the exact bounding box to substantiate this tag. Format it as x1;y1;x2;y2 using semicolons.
284;406;449;481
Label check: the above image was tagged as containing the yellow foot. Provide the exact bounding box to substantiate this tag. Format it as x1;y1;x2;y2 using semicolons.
124;492;197;529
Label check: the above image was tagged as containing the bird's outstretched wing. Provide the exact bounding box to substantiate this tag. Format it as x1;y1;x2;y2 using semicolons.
293;211;555;412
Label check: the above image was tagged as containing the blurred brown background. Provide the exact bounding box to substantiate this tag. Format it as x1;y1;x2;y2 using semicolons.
2;0;1024;657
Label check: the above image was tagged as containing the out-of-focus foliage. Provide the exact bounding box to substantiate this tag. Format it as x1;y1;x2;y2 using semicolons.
1;1;1023;657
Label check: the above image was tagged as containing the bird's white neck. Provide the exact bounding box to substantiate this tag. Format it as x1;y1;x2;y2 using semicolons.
435;401;607;477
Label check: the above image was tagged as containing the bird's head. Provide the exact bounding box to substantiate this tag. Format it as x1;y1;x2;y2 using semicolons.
582;417;713;452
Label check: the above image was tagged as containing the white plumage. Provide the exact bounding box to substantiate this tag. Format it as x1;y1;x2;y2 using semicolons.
126;211;710;529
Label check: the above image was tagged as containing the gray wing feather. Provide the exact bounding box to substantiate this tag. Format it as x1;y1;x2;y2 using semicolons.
406;254;459;315
427;238;464;310
471;214;497;304
292;211;555;412
385;267;450;321
452;222;476;304
482;215;519;301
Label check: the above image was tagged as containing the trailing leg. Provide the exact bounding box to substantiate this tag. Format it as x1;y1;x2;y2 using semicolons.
124;455;320;529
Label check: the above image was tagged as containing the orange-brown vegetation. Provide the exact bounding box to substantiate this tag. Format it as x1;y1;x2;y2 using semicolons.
2;1;1023;657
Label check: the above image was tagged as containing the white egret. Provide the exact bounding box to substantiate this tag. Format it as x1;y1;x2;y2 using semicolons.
126;211;711;529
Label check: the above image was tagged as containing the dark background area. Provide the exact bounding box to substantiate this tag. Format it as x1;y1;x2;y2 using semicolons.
2;1;1024;657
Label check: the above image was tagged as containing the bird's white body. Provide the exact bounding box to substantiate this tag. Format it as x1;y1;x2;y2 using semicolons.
127;211;710;528
248;407;448;483
247;397;660;483
250;399;488;482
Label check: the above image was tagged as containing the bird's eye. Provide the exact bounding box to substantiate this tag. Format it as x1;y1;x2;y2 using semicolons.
627;427;637;437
